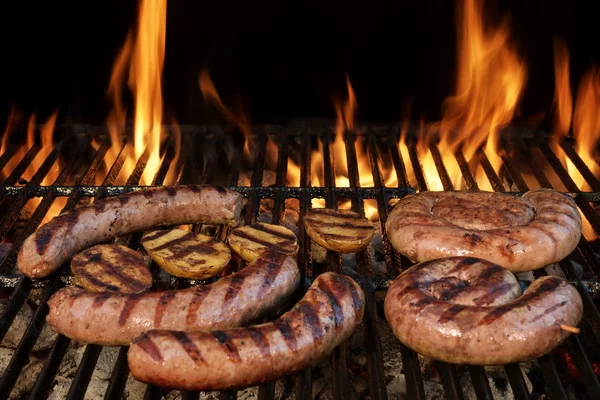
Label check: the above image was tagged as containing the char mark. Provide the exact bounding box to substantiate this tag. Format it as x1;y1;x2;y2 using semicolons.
230;231;294;254
91;292;113;308
189;185;202;193
151;232;195;251
530;300;568;323
262;259;283;288
307;220;373;230
212;331;242;363
94;201;107;213
118;196;130;205
141;230;172;243
136;335;164;362
472;282;514;306
478;279;561;326
154;291;177;326
87;250;147;292
246;327;271;357
251;223;297;241
476;265;505;281
273;318;298;352
464;233;483;245
186;286;211;326
320;280;345;332
438;305;467;323
118;295;142;326
171;331;205;364
215;186;227;194
298;302;324;342
142;190;154;198
75;269;120;292
165;187;177;196
224;273;245;305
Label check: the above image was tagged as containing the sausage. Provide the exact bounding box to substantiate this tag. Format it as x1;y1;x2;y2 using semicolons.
18;185;243;278
385;189;581;272
46;252;300;346
384;257;583;365
127;272;365;391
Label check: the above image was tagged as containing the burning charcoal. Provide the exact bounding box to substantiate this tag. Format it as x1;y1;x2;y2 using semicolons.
0;300;33;348
0;347;15;372
9;356;44;399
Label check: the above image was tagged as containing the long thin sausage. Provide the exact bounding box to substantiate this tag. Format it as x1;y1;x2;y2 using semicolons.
46;252;300;346
128;272;365;391
18;185;243;278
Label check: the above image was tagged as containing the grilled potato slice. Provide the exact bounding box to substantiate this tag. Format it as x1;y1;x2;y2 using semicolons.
71;244;152;294
228;222;298;262
304;208;374;253
141;229;230;279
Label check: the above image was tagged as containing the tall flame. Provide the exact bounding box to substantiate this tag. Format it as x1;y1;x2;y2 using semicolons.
403;0;527;191
552;36;573;142
106;0;167;185
571;66;600;189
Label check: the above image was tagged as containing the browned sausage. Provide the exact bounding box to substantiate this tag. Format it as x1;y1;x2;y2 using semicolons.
46;252;300;346
17;185;244;278
127;272;365;391
385;189;581;272
384;257;583;365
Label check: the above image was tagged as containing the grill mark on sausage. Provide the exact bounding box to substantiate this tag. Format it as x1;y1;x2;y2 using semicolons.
75;268;120;292
142;190;154;198
213;331;242;363
331;273;362;311
230;230;295;254
251;224;297;241
171;331;205;364
438;305;467;323
530;301;568;323
215;186;227;194
262;259;283;287
154;291;177;326
246;327;271;357
273;318;298;352
476;265;506;281
35;213;78;254
224;273;245;305
319;281;344;331
186;286;211;326
94;201;106;213
432;279;469;301
446;257;479;274
166;187;177;196
136;335;164;362
67;291;87;308
411;297;434;307
472;283;514;306
119;295;142;326
464;233;483;245
91;292;112;308
118;196;130;206
298;302;324;342
142;230;172;243
479;279;561;326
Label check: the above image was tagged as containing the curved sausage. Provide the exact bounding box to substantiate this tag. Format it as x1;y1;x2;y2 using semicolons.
384;257;583;365
46;252;300;346
127;272;365;391
18;185;244;278
385;189;581;272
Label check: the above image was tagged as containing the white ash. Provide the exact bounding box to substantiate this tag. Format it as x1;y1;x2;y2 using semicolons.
0;300;33;349
9;355;44;399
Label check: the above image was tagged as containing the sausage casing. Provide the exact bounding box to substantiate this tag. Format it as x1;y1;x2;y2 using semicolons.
46;252;300;346
128;272;365;391
18;185;244;278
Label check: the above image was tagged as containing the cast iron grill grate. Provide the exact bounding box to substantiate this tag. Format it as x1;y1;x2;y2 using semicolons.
0;123;599;400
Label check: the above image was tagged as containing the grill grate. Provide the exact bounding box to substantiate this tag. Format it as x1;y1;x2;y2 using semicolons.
0;124;599;399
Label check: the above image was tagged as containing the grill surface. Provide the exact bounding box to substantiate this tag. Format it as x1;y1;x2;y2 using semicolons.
0;123;599;399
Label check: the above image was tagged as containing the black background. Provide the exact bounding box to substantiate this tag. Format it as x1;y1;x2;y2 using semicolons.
0;0;598;125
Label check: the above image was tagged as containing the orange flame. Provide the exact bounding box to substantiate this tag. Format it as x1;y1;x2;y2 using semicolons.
401;0;526;191
552;36;573;142
106;0;167;185
571;66;600;190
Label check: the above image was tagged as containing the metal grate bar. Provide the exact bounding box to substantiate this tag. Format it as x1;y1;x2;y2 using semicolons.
29;335;71;400
477;148;506;192
294;129;313;400
454;150;479;191
560;140;600;191
514;136;552;189
503;364;529;400
2;144;40;186
386;130;408;189
103;347;130;400
566;335;600;399
407;139;428;192
468;366;493;400
538;355;568;400
500;154;530;192
0;144;18;172
436;362;464;400
429;142;454;191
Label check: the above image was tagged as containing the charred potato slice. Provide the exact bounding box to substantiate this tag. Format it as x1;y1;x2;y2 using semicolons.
228;222;298;262
304;208;374;253
141;229;230;279
71;244;152;294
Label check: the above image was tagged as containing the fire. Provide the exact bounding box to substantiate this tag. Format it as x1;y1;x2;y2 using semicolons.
401;0;526;191
571;66;600;190
552;36;573;142
105;0;168;185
